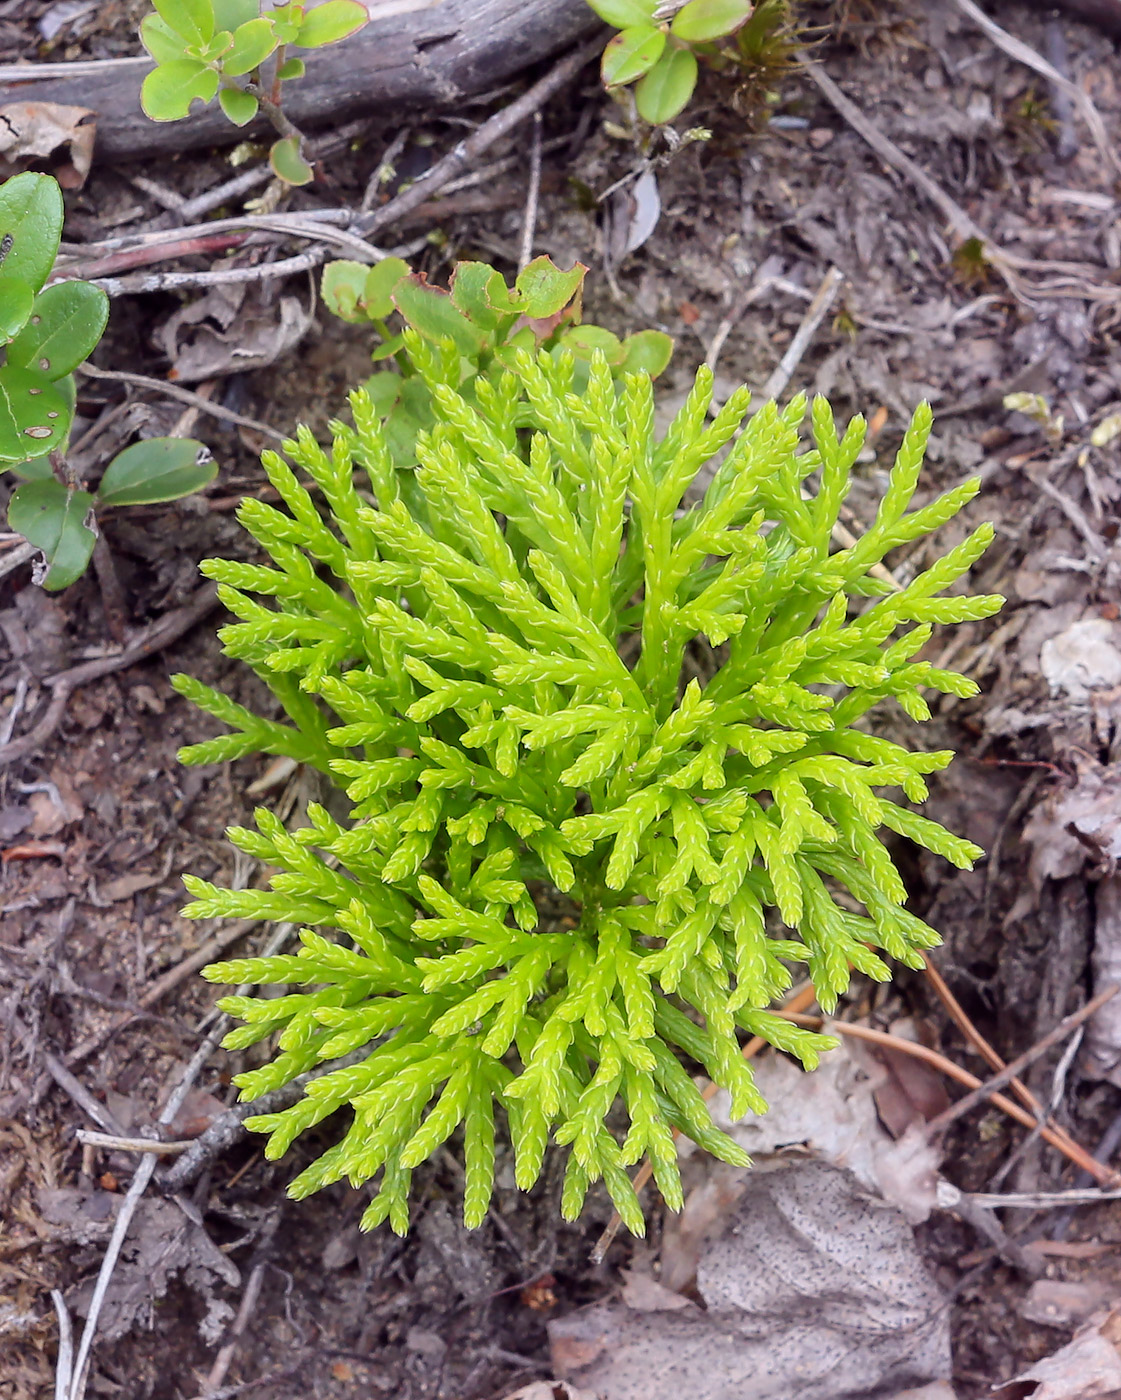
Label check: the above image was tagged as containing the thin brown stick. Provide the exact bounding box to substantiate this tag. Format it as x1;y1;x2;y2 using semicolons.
925;985;1117;1135
778;1012;1120;1187
77;366;284;442
0;583;220;766
922;952;1045;1119
518;111;544;272
357;38;601;237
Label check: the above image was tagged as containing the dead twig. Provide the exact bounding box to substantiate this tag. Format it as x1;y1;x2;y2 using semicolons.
924;985;1117;1136
758;265;844;401
779;1011;1120;1186
800;57;1121;305
1;1004;128;1137
60;1021;230;1400
518;111;544;272
357;38;601;237
0;582;221;767
76;1130;195;1156
77;365;284;442
951;0;1120;176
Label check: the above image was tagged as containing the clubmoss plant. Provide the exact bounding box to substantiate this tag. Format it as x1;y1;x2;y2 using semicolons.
177;328;1001;1234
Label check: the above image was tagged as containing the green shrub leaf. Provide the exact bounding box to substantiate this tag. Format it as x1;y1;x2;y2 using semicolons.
140;13;188;62
0;172;63;295
0;276;34;345
212;0;257;29
269;136;314;185
218;85;260;125
276;56;305;80
222;17;277;74
153;0;215;47
0;366;68;461
6;280;109;379
8;478;96;589
670;0;753;42
295;0;367;47
321;260;372;322
393;275;486;355
513;257;586;319
142;59;221;121
97;437;215;506
363;257;411;319
621;329;674;377
635;44;698;123
602;24;666;86
585;0;657;26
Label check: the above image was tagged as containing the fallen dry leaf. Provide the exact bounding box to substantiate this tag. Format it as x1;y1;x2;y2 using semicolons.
551;1160;950;1400
1000;1311;1121;1399
0;102;95;187
159;283;312;383
1020;1280;1114;1329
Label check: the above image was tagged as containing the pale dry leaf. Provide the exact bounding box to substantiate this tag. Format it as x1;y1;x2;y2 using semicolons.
618;1268;692;1313
1040;618;1121;704
1002;1312;1121;1399
160;287;312;383
0;101;95;188
1020;1280;1114;1329
551;1160;950;1400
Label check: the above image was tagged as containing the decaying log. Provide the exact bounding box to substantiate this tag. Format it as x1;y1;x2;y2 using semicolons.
0;0;599;163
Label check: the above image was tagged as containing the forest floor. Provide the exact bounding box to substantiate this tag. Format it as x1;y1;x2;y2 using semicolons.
4;1;1121;1397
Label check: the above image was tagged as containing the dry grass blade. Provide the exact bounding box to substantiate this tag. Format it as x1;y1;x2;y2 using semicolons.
952;0;1121;177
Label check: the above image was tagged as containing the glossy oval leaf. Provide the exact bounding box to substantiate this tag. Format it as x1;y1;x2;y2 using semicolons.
153;0;215;48
269;136;314;186
322;260;372;322
222;17;277;75
0;366;69;462
218;85;260;125
602;25;665;87
635;44;698;124
0;173;64;295
0;276;34;344
363;256;411;319
97;437;215;507
7;451;55;480
139;13;186;64
7;280;109;379
276;56;305;80
585;0;657;26
514;257;586;319
8;478;96;590
621;328;674;377
141;60;221;121
295;0;367;47
670;0;753;41
450;262;511;332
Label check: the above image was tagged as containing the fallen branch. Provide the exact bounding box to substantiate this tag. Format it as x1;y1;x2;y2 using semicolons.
0;0;599;162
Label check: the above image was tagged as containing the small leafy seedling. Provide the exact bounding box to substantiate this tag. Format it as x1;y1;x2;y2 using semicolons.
0;171;218;587
587;0;804;125
320;253;673;465
140;0;367;184
178;283;1001;1235
588;0;754;123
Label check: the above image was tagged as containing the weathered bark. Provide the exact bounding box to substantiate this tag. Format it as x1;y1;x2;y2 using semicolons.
0;0;599;163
